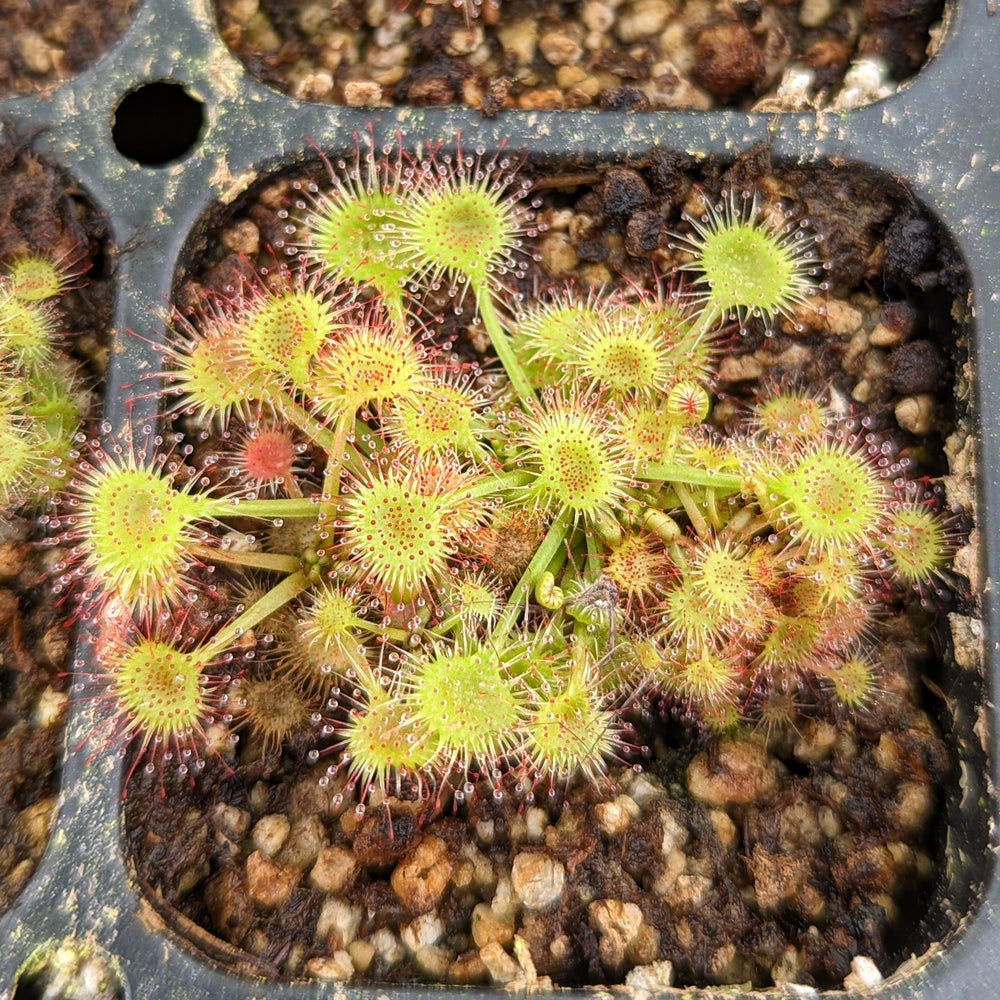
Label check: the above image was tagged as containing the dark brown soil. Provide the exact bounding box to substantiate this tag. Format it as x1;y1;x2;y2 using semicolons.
0;0;139;95
0;132;114;914
122;147;974;989
216;0;946;111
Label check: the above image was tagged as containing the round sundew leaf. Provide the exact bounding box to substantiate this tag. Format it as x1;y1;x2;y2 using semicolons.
308;188;410;295
312;323;425;418
80;464;207;609
0;297;57;366
342;691;437;792
244;288;332;389
409;646;523;770
340;461;484;602
405;182;513;287
175;331;259;424
110;638;207;745
525;668;615;782
882;505;949;584
6;254;66;302
403;386;484;456
517;393;631;523
768;442;888;551
675;191;819;326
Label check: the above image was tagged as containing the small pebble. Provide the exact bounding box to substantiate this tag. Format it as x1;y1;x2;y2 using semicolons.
306;952;354;981
402;912;444;952
511;852;565;910
390;835;454;913
315;897;363;949
687;737;780;808
245;850;299;909
844;955;884;991
894;393;936;435
310;844;358;893
588;899;645;972
479;941;521;985
251;813;290;858
471;902;515;948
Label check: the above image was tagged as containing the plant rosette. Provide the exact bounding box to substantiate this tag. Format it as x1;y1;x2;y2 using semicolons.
48;140;970;992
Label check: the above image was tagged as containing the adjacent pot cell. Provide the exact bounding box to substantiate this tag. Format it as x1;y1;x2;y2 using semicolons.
216;0;948;110
0;0;140;95
0;135;114;915
101;143;982;991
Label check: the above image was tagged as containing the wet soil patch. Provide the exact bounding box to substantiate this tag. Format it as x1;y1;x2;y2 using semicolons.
123;146;977;989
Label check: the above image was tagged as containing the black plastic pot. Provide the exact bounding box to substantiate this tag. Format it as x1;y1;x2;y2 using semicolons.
0;0;996;996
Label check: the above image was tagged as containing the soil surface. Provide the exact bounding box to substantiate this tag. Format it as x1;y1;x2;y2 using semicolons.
0;133;114;914
0;0;139;95
217;0;946;111
123;147;975;990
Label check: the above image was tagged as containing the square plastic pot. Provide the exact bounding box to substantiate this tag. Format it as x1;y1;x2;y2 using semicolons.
0;0;995;997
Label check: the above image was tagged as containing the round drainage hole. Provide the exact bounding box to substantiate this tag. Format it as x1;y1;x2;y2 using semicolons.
112;81;204;166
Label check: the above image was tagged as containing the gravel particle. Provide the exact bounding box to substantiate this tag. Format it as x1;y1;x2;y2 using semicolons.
623;771;667;807
449;949;489;984
822;298;865;337
315;897;363;949
894;393;936;435
415;944;453;980
0;542;25;579
537;232;579;277
402;912;444;952
511;852;565;910
491;873;520;921
479;941;520;985
246;849;299;909
306;951;354;981
793;718;838;764
868;321;904;347
582;1;615;33
707;808;737;851
625;958;675;991
539;29;584;66
309;843;358;893
717;354;764;382
617;0;673;43
593;796;634;837
749;845;826;920
687;737;780;808
391;835;453;913
278;814;328;870
17;31;53;76
799;0;836;27
13;797;56;862
497;19;539;67
445;24;484;56
347;939;375;975
291;71;334;101
219;219;260;257
343;79;387;106
251;813;290;858
471;902;515;948
370;927;406;967
844;955;883;991
517;86;567;109
588;899;645;973
213;804;251;847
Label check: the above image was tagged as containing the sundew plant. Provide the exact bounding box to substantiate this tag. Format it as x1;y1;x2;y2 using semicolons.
50;140;954;807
